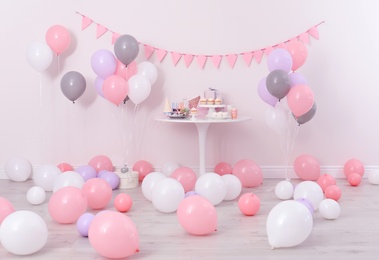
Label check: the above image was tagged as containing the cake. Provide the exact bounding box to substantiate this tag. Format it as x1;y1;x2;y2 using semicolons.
199;98;207;105
214;98;222;105
207;98;214;105
190;107;197;115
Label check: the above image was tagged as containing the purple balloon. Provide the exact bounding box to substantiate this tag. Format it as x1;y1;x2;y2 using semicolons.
289;72;308;88
97;170;108;178
91;49;117;79
185;190;199;198
76;212;95;237
94;76;104;98
267;48;293;72
257;77;278;107
75;165;97;181
99;171;120;190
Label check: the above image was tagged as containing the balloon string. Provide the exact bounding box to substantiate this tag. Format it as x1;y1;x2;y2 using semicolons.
123;104;138;168
39;73;44;165
57;55;61;74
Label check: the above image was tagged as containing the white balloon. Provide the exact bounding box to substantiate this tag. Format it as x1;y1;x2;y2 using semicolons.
151;178;184;213
266;200;313;249
26;186;46;205
368;170;379;185
195;172;226;205
275;180;294;200
161;162;180;177
265;104;288;134
26;42;53;72
128;74;152;105
319;199;341;220
4;157;32;182
53;171;85;193
293;181;324;210
222;174;242;201
33;164;61;191
137;61;158;84
141;172;166;201
0;210;48;255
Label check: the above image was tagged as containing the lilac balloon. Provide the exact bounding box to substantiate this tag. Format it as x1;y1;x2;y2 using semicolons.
97;170;108;178
257;77;278;106
289;72;308;88
295;198;314;215
91;49;117;79
267;48;293;72
99;171;120;190
75;165;97;181
94;76;104;98
185;190;199;197
76;212;95;237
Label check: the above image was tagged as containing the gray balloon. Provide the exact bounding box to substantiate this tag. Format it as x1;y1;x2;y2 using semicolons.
266;70;291;100
296;102;317;125
114;34;139;65
60;71;86;103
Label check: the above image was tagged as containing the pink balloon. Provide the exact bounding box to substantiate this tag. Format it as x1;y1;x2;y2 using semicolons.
48;186;87;224
348;173;362;186
293;154;320;181
45;25;71;55
317;174;336;192
116;60;137;80
133;160;153;181
88;211;139;258
170;167;197;192
287;84;315;117
285;40;308;71
114;193;133;213
82;178;112;210
57;162;73;172
232;159;263;187
214;162;233;176
343;158;365;178
238;193;260;216
88;155;114;173
102;75;128;106
177;196;217;235
324;185;342;201
0;197;15;224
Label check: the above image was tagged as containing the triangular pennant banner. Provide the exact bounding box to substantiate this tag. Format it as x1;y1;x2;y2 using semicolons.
276;42;287;49
157;49;168;62
171;52;182;66
253;50;263;64
96;24;108;38
197;55;207;69
184;54;194;68
144;45;155;59
308;26;320;40
226;54;237;68
299;32;310;44
264;46;274;56
242;52;253;66
81;16;93;30
211;55;222;68
112;32;120;45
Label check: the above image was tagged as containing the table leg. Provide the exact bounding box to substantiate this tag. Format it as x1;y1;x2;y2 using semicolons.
195;123;210;176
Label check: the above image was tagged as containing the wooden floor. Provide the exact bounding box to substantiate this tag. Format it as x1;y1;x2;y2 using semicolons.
0;178;378;259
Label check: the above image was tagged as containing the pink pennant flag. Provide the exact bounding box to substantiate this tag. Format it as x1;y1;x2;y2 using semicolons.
171;52;182;66
299;32;310;44
157;49;168;62
264;46;274;56
111;32;120;45
211;55;222;68
96;24;108;38
253;50;263;64
144;45;155;59
81;16;93;30
184;54;194;68
308;26;320;40
196;55;207;69
276;42;287;49
242;52;253;66
289;37;298;44
226;54;237;68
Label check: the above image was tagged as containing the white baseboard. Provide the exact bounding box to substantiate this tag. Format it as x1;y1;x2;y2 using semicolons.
0;164;375;180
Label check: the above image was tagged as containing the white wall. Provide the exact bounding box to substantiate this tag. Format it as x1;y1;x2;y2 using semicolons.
1;0;378;178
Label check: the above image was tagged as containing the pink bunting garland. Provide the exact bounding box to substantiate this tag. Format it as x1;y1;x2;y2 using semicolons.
76;12;324;69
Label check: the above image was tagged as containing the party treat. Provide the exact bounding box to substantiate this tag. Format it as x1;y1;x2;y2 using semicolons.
207;98;214;105
214;98;222;105
200;98;207;105
190;107;198;115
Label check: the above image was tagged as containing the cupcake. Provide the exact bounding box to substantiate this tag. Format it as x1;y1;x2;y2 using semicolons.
200;98;207;105
214;98;222;105
190;107;197;115
207;98;214;105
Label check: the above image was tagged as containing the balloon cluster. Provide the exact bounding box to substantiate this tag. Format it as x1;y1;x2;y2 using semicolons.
258;41;317;127
91;34;158;106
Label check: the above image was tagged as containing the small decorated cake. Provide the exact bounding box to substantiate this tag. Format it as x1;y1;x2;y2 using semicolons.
214;98;222;105
200;98;207;105
207;98;214;105
190;107;197;115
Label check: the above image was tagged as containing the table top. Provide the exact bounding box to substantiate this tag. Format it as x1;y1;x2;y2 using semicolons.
155;116;252;124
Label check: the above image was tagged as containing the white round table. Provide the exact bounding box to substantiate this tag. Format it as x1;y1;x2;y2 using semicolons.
156;116;252;175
